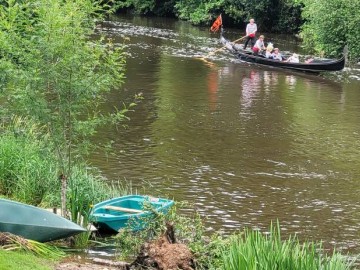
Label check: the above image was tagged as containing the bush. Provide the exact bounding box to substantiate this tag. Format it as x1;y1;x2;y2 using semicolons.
301;0;360;61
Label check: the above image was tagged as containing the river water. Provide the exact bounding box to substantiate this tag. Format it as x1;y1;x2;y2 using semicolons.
90;14;360;254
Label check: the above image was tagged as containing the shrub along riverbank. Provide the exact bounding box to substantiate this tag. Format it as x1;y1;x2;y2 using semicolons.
115;0;360;61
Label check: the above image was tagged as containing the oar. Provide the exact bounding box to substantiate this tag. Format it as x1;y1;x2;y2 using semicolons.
208;35;247;56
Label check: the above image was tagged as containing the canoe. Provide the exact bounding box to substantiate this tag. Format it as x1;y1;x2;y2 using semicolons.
220;36;345;73
0;198;86;242
89;195;174;233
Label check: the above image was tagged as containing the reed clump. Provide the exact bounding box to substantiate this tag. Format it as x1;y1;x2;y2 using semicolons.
0;117;58;205
220;221;354;270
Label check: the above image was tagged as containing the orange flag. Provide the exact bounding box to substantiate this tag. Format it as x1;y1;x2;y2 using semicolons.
210;14;222;32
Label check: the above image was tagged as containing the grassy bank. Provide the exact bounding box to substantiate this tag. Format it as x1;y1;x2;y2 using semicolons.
0;249;54;270
115;205;354;270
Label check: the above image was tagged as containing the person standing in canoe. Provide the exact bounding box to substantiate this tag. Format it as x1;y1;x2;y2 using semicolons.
252;35;266;55
243;18;257;50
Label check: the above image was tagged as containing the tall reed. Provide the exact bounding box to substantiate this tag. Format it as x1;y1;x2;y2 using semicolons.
0;117;58;205
65;167;133;248
220;221;354;270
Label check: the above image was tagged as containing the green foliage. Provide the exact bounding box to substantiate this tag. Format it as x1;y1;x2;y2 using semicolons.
116;0;302;33
0;118;58;205
0;117;127;206
0;0;128;173
0;0;135;216
220;221;354;270
116;0;176;16
223;0;302;33
115;201;218;268
175;0;224;25
117;0;156;14
300;0;360;60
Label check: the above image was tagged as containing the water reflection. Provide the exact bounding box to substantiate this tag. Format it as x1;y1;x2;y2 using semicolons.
241;70;261;109
207;69;219;111
285;75;297;89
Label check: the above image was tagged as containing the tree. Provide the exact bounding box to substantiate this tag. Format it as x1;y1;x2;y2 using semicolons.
300;0;360;60
0;0;133;216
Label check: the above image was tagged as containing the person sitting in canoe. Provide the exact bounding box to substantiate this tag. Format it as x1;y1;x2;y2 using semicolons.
272;48;283;61
305;55;314;63
252;35;266;55
285;53;299;63
265;43;274;58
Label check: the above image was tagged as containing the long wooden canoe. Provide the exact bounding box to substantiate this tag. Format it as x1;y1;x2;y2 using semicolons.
220;36;345;73
89;195;174;233
0;199;86;242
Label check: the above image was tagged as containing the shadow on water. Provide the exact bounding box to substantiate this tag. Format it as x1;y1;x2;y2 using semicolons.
90;14;360;255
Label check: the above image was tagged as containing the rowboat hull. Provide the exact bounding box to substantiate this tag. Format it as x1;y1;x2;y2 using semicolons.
0;199;86;242
89;195;174;233
220;36;345;73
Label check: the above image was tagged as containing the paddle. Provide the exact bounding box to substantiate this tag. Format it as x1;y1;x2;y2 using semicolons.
207;35;247;56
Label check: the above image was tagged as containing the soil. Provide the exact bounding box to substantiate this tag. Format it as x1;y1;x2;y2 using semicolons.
56;261;119;270
131;223;195;270
56;257;129;270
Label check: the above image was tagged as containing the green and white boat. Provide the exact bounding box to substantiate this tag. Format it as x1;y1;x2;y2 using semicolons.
0;198;86;242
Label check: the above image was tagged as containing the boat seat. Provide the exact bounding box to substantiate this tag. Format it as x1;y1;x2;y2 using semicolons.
95;213;118;218
102;205;144;213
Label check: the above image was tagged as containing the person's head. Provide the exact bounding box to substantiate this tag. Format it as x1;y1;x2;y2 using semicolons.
250;18;255;24
266;43;273;52
259;35;264;40
274;48;280;53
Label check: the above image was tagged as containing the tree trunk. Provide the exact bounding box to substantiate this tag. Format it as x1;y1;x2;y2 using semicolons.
60;174;67;218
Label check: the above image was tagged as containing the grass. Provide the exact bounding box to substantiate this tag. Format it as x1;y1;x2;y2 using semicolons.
0;117;58;205
0;249;55;270
220;221;354;270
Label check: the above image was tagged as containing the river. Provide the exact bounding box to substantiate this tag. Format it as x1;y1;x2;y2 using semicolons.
90;14;360;255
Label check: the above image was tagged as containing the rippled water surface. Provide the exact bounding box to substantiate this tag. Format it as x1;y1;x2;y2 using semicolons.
91;15;360;254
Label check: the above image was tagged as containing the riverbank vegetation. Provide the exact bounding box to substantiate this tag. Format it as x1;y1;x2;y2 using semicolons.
300;0;360;62
0;0;133;214
115;0;303;33
116;205;354;269
115;0;359;60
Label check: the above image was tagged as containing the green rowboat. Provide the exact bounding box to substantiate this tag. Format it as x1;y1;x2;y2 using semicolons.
90;195;174;232
0;199;86;242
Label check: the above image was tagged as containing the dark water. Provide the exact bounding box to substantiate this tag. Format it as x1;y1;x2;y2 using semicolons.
91;15;360;254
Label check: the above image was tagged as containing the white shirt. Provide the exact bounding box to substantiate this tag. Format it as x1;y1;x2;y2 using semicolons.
254;39;264;50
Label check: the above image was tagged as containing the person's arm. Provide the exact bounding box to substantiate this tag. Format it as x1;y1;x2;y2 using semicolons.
246;24;250;36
